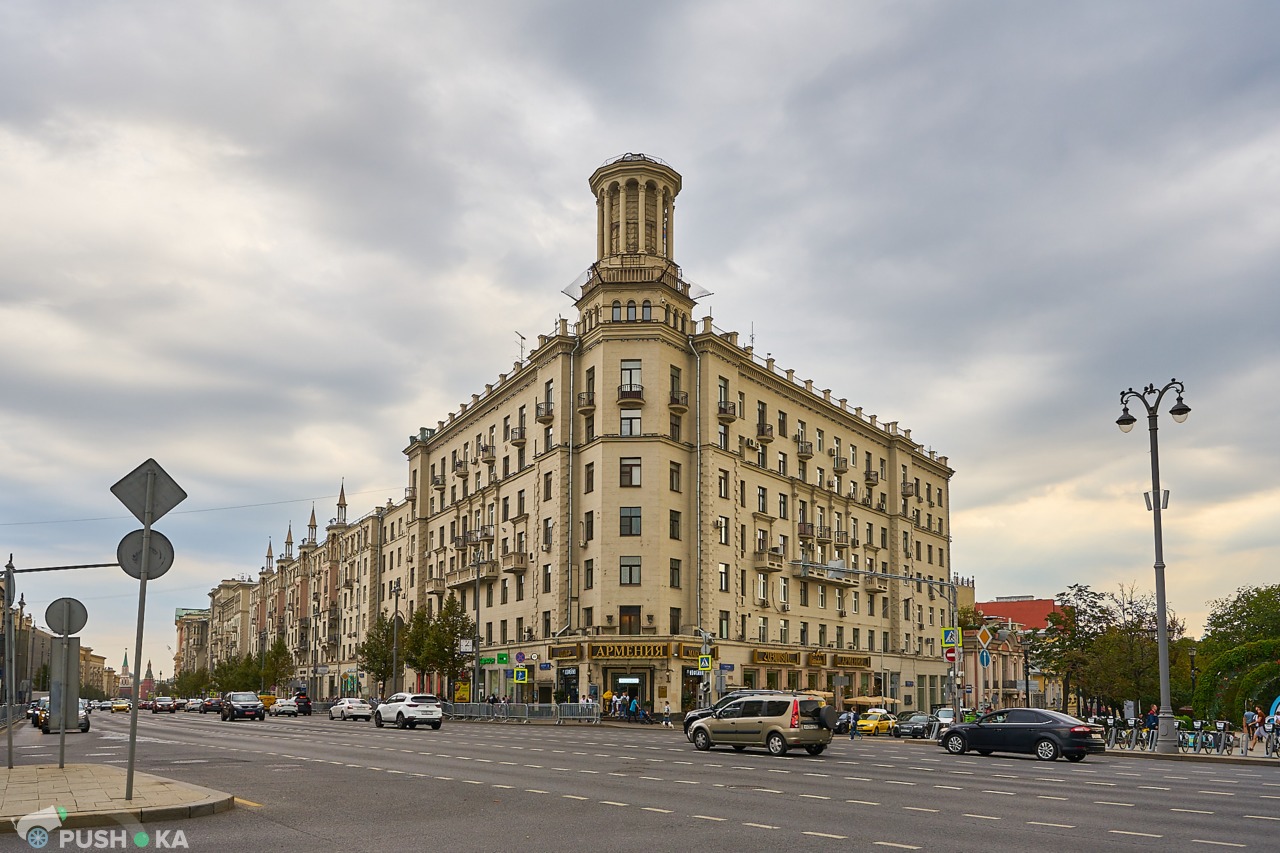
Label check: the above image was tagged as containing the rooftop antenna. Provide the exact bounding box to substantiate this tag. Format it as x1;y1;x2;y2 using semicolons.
749;322;755;349
516;331;527;361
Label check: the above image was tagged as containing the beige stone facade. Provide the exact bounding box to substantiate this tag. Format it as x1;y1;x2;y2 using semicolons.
193;155;965;712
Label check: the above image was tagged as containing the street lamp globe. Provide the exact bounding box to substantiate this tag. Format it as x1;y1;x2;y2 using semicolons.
1116;407;1137;433
1169;396;1191;423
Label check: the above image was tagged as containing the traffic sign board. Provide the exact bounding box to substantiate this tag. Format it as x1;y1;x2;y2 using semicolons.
979;649;992;668
46;598;88;636
941;627;958;647
698;655;712;671
943;647;957;663
976;626;994;648
111;459;187;525
514;668;528;684
117;529;175;580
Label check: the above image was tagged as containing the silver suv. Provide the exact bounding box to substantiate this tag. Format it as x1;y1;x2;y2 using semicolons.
374;693;443;730
688;693;836;756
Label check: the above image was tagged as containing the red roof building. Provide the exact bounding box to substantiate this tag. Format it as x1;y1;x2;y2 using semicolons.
975;597;1063;631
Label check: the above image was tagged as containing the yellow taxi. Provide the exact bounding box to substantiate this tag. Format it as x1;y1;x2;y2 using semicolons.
111;698;132;713
856;710;897;736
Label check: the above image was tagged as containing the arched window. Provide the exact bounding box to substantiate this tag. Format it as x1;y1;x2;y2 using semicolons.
642;300;652;321
626;301;637;321
612;301;621;322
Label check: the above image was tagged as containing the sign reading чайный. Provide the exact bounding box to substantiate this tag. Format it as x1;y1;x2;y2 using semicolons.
751;649;801;666
588;642;670;659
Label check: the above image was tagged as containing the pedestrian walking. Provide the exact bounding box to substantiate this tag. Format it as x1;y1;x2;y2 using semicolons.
662;701;672;728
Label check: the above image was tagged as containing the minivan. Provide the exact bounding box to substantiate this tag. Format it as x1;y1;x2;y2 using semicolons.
688;693;837;756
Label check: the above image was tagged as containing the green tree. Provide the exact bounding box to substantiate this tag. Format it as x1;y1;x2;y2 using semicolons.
1200;585;1280;659
174;667;211;698
357;613;396;694
424;593;476;693
955;604;984;630
1040;584;1111;713
403;608;434;681
261;636;294;693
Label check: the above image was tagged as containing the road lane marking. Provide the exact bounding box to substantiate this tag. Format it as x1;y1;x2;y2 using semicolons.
885;781;916;786
743;823;777;829
1140;786;1170;790
1190;842;1245;848
600;801;628;807
800;794;830;800
233;798;263;808
982;790;1016;796
1198;791;1235;796
845;776;872;781
873;844;921;850
642;807;672;814
803;832;847;839
1037;796;1068;801
1110;831;1161;838
1245;815;1280;821
934;785;963;790
492;784;513;789
525;789;548;794
693;815;727;822
846;800;880;806
904;807;939;813
1028;822;1074;828
1093;802;1134;807
964;814;1000;820
1172;809;1214;814
563;795;588;800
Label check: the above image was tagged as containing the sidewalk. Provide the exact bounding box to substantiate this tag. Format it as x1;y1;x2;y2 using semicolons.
1;763;234;834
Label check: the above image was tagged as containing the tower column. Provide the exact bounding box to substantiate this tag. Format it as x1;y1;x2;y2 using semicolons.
603;187;613;258
596;190;605;259
638;181;648;253
667;196;674;260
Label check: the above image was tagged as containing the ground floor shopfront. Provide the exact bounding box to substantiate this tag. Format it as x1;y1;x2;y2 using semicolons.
464;639;951;714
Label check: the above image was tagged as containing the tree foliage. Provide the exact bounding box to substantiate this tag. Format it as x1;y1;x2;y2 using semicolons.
173;667;211;698
1200;585;1280;660
262;636;294;693
356;612;396;692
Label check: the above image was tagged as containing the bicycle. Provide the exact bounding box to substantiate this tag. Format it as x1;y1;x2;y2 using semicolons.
1263;721;1278;759
1104;716;1120;750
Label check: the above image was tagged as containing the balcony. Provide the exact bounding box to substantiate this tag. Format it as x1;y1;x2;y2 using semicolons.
668;390;689;413
755;423;774;444
832;456;849;474
864;470;880;486
452;534;466;549
479;444;496;465
453;459;469;479
816;526;832;543
796;440;814;460
716;401;738;424
424;577;446;595
405;485;417;500
753;549;785;573
431;475;446;492
864;541;880;553
617;384;645;408
902;481;916;498
446;561;499;590
797;522;815;540
501;552;529;573
834;530;848;546
864;574;889;593
509;426;527;447
476;524;495;542
463;530;481;546
576;391;596;413
536;402;554;424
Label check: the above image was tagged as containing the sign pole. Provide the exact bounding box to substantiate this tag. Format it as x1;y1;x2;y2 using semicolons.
124;469;155;802
58;601;71;769
4;557;14;770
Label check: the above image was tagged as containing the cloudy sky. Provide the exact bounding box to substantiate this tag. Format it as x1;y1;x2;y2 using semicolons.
3;2;1277;680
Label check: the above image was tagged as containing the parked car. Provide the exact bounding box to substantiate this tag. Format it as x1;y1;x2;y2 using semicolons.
683;689;791;740
939;707;1106;762
688;693;838;756
151;696;178;713
269;698;298;717
834;711;855;735
329;698;373;721
138;699;153;711
856;711;897;736
374;693;443;730
199;697;223;714
293;693;313;716
895;712;940;739
933;707;974;728
111;698;132;713
41;699;91;733
220;691;265;721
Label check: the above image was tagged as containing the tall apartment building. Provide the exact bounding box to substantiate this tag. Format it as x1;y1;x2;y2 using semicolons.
405;154;959;712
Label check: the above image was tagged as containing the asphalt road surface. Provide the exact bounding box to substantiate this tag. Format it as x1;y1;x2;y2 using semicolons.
11;710;1280;851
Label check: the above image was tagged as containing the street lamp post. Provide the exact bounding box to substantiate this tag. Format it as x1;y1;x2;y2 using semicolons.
473;552;484;702
389;579;402;695
1189;645;1198;712
1116;378;1190;755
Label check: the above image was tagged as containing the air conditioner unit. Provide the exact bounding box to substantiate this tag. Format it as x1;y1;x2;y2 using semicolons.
755;596;769;606
540;543;552;552
826;479;835;488
827;448;836;456
780;603;790;612
837;609;847;617
745;438;757;449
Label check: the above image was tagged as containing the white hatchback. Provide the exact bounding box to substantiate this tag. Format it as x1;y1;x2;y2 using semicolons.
374;693;443;730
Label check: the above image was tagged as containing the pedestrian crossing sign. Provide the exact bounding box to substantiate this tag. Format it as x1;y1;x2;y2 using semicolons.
941;627;958;647
514;668;528;683
698;655;713;671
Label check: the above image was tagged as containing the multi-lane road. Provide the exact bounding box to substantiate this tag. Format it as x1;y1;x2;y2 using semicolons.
11;709;1280;851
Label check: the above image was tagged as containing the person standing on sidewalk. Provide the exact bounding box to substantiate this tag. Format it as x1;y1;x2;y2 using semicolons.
662;701;672;728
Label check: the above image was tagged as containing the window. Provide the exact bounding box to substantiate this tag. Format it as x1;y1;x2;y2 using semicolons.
717;516;729;545
669;510;681;540
719;610;730;639
517;489;526;516
584;462;594;493
621;358;641;386
620;412;640;435
500;578;509;604
778;493;788;519
669;606;681;633
620;507;642;536
584;607;593;627
584;414;595;441
718;469;729;498
612;301;621;321
620;605;641;634
620;557;641;585
779;577;789;603
757;486;767;513
717;423;728;448
670;414;681;441
777;452;787;476
669;559;681;588
669;462;681;492
542;564;552;593
583;511;594;542
620;457;641;486
718;562;729;592
543;471;553;501
584;559;594;589
626;300;637;321
799;582;809;607
516;573;525;601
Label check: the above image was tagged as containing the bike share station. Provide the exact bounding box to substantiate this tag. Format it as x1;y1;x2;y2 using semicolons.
3;458;185;802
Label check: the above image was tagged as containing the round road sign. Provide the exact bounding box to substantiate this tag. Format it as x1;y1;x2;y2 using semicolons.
46;597;89;636
944;646;957;663
117;529;175;580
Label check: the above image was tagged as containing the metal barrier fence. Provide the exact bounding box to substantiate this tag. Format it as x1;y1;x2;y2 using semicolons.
442;702;600;724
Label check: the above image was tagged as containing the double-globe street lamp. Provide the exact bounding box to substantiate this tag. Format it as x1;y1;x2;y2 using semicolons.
389;579;402;696
1116;378;1190;755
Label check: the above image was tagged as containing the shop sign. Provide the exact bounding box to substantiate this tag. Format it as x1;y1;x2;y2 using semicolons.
806;652;828;666
719;663;735;671
678;643;719;659
751;649;801;666
549;643;580;660
539;662;553;670
559;667;578;676
684;667;703;677
588;642;670;659
833;653;872;669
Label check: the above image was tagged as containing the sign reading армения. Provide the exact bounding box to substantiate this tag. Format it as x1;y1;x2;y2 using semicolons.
588;642;670;659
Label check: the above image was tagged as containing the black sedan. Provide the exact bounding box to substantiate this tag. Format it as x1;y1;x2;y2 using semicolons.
939;707;1105;761
895;712;940;739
